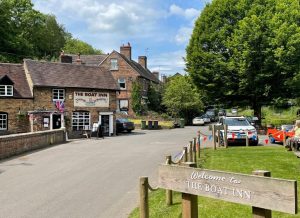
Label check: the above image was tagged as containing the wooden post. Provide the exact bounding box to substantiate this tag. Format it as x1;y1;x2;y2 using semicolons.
252;170;272;218
140;177;149;218
183;147;188;162
193;138;197;162
165;155;173;206
283;131;286;147
212;125;216;150
197;131;200;158
246;130;249;147
223;124;228;148
182;162;198;218
217;130;221;147
189;141;193;162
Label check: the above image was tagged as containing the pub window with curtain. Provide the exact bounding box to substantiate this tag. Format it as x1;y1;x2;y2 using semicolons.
119;99;129;111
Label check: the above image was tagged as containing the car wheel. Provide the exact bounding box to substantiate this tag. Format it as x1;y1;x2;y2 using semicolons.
269;135;275;143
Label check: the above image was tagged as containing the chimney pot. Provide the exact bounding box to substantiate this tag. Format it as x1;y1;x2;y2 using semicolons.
120;43;132;60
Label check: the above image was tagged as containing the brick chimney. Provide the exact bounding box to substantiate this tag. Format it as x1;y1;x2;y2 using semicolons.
60;51;72;63
138;56;147;69
152;71;159;80
120;42;131;60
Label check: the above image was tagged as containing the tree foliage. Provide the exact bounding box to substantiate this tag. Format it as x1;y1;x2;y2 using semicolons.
131;81;144;115
63;38;103;55
0;0;102;62
162;76;203;121
186;0;300;118
147;83;163;112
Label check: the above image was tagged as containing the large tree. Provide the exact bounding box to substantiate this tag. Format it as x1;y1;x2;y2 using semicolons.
63;38;103;55
186;0;300;119
162;76;203;122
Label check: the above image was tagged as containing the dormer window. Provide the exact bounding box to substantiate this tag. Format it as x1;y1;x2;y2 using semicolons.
52;89;65;101
110;59;118;70
0;85;13;96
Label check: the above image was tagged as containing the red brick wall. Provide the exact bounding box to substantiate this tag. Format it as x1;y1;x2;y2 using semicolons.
0;129;65;160
101;52;151;115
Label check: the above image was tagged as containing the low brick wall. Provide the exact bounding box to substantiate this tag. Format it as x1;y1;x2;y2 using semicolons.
0;129;66;160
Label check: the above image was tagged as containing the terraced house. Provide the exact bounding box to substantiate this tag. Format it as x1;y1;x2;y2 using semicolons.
0;60;119;138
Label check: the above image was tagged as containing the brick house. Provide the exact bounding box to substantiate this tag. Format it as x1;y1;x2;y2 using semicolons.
99;43;160;115
0;63;33;135
0;60;119;138
62;43;160;115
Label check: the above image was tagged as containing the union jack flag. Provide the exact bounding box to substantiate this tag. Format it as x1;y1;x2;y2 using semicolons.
55;100;65;112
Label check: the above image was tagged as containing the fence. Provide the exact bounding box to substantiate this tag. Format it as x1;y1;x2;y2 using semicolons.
139;127;298;218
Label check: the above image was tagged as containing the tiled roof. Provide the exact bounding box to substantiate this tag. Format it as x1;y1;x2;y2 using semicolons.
118;53;160;83
0;63;32;98
24;59;119;90
68;54;108;66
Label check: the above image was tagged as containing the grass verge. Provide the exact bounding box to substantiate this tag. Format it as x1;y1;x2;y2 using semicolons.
129;146;300;218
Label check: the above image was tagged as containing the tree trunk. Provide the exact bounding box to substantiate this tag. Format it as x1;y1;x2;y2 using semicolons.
253;100;262;126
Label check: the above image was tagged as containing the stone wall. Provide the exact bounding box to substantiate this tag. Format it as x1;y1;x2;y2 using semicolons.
0;129;66;160
0;98;33;135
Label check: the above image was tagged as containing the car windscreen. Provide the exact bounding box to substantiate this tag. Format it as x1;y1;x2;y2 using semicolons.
206;111;215;115
224;118;250;126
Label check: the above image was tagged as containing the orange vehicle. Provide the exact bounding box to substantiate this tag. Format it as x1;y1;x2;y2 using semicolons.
267;125;294;143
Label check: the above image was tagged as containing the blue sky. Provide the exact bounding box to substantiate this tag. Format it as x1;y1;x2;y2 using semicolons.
32;0;209;76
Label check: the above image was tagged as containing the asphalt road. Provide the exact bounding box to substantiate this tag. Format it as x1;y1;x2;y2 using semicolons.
0;126;212;218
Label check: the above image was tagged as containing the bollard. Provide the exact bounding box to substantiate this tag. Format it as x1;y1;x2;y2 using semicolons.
189;141;193;162
252;170;272;218
197;131;201;158
165;155;173;206
283;131;286;147
183;147;188;162
246;130;249;147
212;125;216;150
223;124;228;148
193;138;197;162
182;162;198;218
139;177;149;218
217;130;221;147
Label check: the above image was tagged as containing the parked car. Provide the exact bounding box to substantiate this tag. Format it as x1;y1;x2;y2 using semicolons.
205;109;217;122
267;124;294;143
201;114;211;123
218;109;226;117
116;118;135;133
219;116;259;146
192;117;205;126
231;107;238;114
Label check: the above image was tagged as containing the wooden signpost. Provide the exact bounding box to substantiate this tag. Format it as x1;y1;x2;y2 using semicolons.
158;164;298;215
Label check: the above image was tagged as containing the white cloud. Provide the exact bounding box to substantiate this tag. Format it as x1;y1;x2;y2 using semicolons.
175;27;193;44
169;4;199;19
148;50;186;75
33;0;162;36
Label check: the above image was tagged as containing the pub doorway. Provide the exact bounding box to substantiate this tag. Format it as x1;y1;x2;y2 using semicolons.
99;112;113;136
52;114;62;129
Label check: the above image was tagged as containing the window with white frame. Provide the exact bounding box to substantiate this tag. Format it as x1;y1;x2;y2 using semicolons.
118;78;126;90
0;113;7;130
0;85;13;96
72;111;90;131
52;89;65;101
110;59;118;70
119;99;129;111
